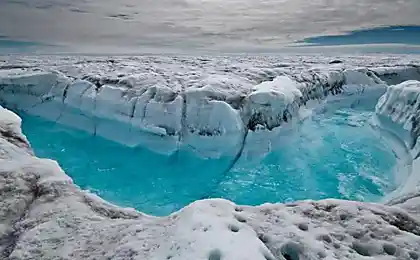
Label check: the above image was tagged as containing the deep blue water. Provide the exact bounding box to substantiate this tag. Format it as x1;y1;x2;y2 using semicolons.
298;25;420;46
19;109;397;216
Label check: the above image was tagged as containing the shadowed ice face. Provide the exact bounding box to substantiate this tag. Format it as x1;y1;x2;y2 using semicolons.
1;0;420;52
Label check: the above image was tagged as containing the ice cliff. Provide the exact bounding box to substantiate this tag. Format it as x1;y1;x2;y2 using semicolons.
2;55;418;158
0;55;420;259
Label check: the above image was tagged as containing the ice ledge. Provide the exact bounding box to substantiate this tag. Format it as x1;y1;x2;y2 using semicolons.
0;106;419;260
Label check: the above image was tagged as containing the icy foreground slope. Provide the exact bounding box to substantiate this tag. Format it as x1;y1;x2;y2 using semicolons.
0;105;420;260
0;55;420;259
0;105;419;260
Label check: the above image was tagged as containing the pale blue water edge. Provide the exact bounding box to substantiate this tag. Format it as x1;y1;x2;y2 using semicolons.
19;109;397;216
0;36;50;54
298;25;420;46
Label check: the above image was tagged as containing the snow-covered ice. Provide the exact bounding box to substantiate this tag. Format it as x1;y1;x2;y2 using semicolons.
0;54;420;259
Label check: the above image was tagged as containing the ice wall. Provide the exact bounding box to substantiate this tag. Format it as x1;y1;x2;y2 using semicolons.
0;65;391;158
375;80;420;200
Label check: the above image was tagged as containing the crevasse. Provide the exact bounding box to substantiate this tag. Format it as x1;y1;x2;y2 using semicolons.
1;57;420;198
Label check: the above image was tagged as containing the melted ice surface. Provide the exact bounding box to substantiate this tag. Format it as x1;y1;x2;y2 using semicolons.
20;107;396;216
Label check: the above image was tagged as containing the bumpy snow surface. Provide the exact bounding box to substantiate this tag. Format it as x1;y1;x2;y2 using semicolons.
1;54;420;259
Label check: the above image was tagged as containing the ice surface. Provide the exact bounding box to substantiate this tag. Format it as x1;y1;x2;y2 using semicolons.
1;54;420;259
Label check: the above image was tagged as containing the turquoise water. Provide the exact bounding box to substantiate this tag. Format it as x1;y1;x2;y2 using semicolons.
19;109;397;216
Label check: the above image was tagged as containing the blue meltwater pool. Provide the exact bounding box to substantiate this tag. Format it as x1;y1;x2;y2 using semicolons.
19;108;397;216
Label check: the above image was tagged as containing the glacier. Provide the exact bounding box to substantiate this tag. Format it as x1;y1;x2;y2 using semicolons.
0;54;420;259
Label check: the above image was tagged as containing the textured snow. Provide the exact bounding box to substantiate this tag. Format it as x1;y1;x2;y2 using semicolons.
1;55;420;259
0;108;419;259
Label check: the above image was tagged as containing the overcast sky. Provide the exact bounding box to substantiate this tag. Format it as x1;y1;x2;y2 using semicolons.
1;0;420;53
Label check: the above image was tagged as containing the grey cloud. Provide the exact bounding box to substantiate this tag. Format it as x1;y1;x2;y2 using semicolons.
0;0;419;52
